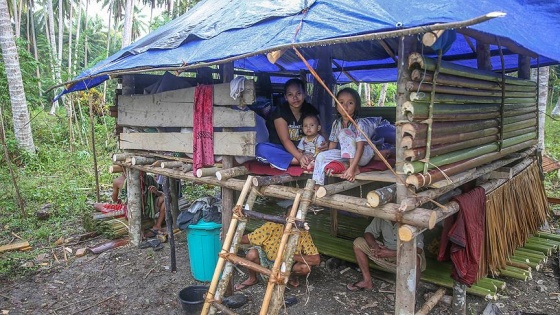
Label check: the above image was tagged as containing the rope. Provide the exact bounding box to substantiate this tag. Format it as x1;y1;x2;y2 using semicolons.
422;48;443;174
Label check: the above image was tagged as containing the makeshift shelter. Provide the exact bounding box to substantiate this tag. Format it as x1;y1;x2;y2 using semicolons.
58;0;560;314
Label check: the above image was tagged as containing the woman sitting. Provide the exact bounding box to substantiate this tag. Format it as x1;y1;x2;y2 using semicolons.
255;78;323;170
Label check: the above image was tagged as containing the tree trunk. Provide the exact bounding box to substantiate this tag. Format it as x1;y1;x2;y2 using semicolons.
122;0;134;47
552;94;560;117
531;67;549;153
0;0;36;152
378;83;388;106
47;0;62;114
10;0;19;37
29;4;42;100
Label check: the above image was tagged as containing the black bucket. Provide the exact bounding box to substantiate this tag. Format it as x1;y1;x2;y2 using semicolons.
178;285;208;314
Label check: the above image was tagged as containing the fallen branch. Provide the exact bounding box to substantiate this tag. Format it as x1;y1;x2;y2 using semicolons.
69;293;118;315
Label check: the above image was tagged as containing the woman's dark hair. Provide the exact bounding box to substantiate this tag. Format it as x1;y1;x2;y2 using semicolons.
336;87;361;119
283;78;306;94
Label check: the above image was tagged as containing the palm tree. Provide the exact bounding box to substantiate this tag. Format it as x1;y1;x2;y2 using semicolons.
122;0;133;47
0;0;36;152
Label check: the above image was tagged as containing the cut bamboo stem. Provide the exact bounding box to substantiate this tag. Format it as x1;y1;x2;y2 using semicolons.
408;52;536;86
366;184;397;207
416;287;446;315
316;179;368;198
109;165;123;173
196;167;221;178
216;166;250;181
160;161;184;169
252;174;296;186
131;156;156;165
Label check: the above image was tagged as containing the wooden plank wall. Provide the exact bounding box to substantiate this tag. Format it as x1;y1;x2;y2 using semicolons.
117;80;258;156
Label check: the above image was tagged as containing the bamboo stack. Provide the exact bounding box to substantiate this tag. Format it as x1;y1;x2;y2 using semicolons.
401;53;537;187
484;163;550;276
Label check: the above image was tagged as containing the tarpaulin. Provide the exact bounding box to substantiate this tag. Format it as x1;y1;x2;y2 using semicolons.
57;0;560;99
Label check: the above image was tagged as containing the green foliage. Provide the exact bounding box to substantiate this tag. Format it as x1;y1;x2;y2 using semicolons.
0;109;116;278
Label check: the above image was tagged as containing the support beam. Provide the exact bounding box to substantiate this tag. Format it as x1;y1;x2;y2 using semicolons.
476;42;492;71
452;281;467;315
126;168;142;246
169;178;180;229
395;35;418;315
163;176;177;272
518;55;531;80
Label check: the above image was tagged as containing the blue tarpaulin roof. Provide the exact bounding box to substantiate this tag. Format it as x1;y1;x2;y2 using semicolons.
57;0;560;98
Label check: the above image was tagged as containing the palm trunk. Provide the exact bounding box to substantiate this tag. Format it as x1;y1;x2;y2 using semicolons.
47;0;62;114
122;0;134;47
10;0;18;37
67;3;74;151
73;0;82;76
29;4;43;100
378;83;388;106
531;67;549;153
0;0;36;152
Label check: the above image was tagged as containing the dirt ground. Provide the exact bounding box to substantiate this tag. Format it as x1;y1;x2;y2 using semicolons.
1;229;559;315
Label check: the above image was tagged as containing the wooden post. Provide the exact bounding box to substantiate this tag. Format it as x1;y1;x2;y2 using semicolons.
476;42;492;71
518;55;531;80
169;178;180;229
268;179;316;314
163;176;176;272
395;35;418;315
126;168;142;246
452;281;467;315
89;94;100;202
220;61;235;298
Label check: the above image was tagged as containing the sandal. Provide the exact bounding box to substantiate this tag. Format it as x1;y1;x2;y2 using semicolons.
346;281;372;292
138;239;164;251
144;228;160;238
234;279;258;291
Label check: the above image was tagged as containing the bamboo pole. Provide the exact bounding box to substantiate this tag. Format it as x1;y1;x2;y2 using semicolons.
408;52;536;87
404;135;498;161
243;210;307;230
406;81;537;98
131;156;156;165
401;154;534;210
215;166;250;181
403;101;535;121
212;187;260;313
410;92;536;105
416;288;446;315
268;179;316;314
201;176;254;315
406;141;537;188
316;179;369;198
121;164;437;228
410;69;537;92
109;165;123;173
252;174;296;186
401;119;499;140
112;153;131;162
196;166;221;178
260;193;303;315
401;127;499;149
404;132;537;174
366;184;397;207
162;176;176;272
160;161;183;169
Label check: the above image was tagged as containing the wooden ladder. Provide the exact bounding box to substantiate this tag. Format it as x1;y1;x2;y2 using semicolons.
201;176;316;315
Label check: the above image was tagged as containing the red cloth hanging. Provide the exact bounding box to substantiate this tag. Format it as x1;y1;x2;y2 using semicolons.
193;85;214;173
438;186;486;286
